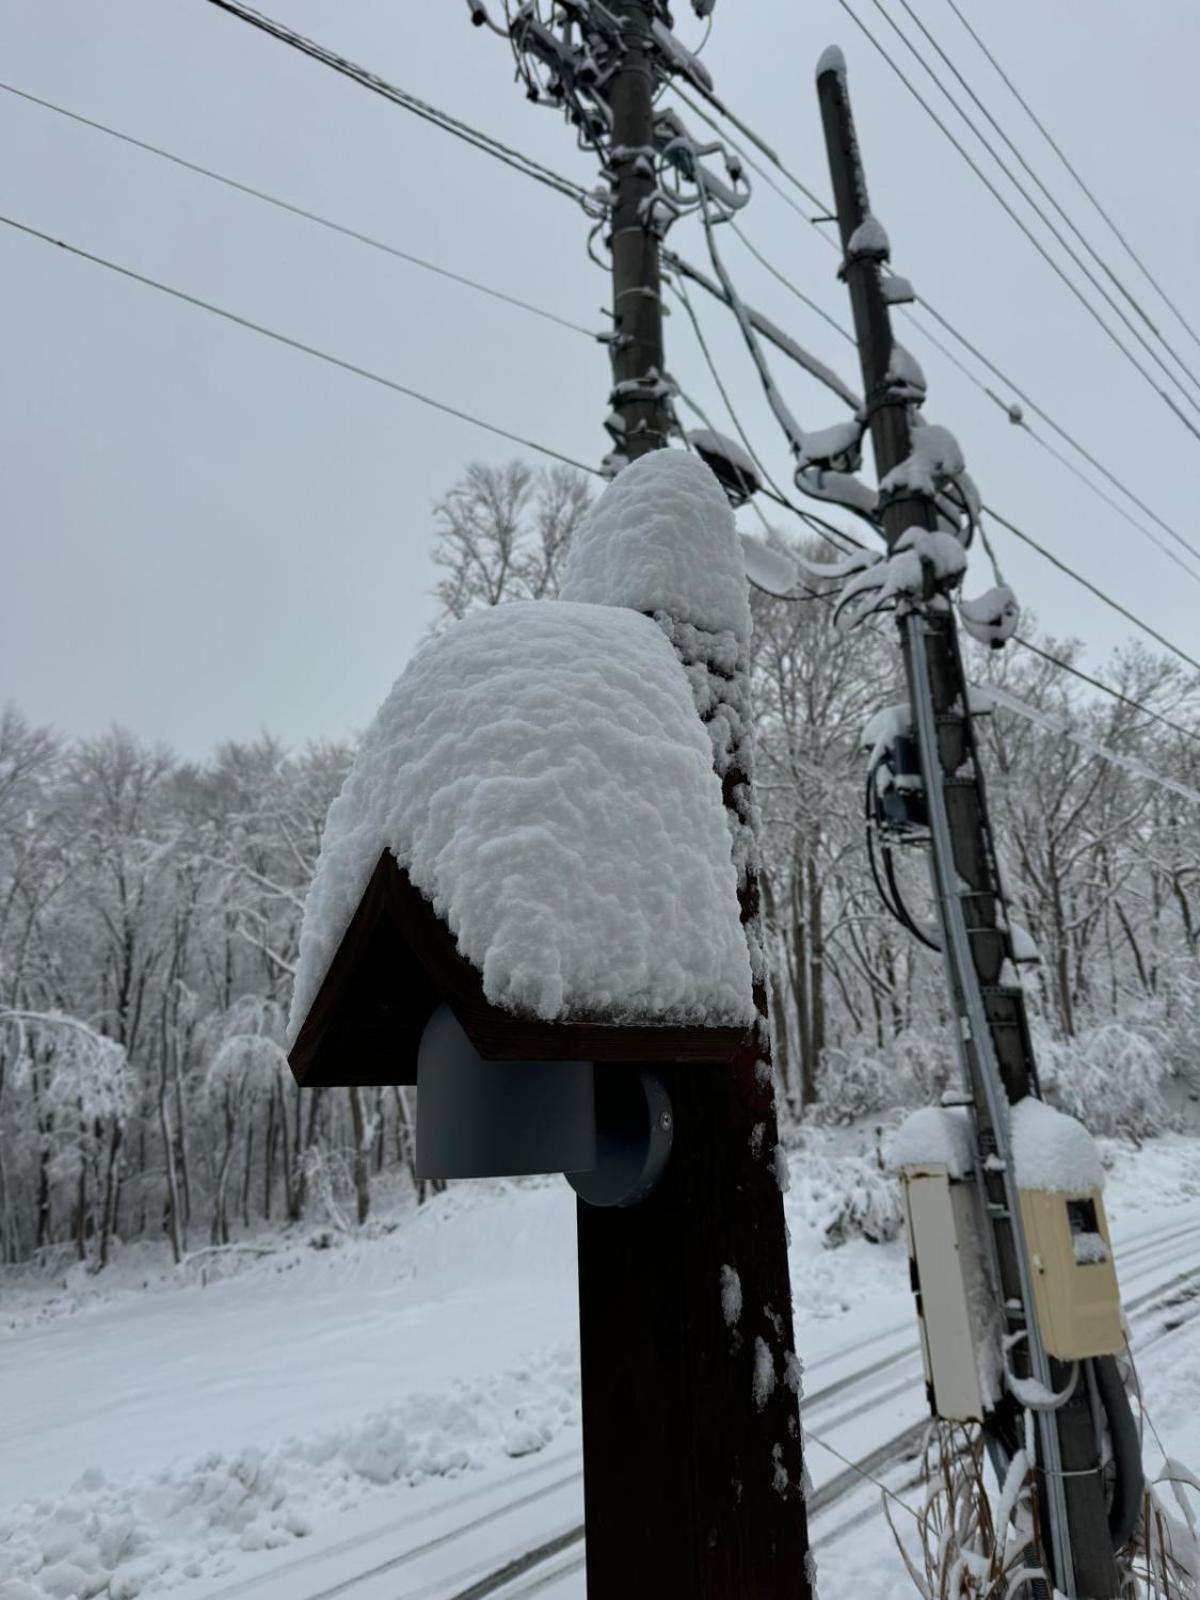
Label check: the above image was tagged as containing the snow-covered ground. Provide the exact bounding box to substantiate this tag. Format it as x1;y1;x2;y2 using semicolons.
2;1132;1199;1600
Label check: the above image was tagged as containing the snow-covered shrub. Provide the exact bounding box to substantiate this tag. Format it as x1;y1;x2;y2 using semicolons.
1034;1016;1175;1141
788;1145;904;1247
811;1027;957;1124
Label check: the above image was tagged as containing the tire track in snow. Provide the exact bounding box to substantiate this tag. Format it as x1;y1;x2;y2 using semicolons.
221;1218;1200;1600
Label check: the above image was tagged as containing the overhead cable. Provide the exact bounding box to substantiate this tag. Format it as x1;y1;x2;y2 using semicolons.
885;0;1200;401
941;0;1200;358
1010;637;1200;751
981;681;1200;812
729;221;856;348
902;298;1200;568
661;79;1200;572
832;0;1200;446
670;271;865;561
984;505;1200;677
0;80;598;342
0;212;603;477
203;0;595;209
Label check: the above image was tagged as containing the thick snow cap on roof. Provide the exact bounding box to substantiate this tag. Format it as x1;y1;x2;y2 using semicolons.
288;601;755;1042
1010;1096;1104;1193
560;450;752;642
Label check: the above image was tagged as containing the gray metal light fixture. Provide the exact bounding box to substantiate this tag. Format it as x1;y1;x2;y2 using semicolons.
415;1004;598;1180
415;1004;675;1205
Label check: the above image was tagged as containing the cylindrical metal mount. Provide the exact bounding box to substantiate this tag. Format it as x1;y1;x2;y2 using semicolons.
568;1065;674;1209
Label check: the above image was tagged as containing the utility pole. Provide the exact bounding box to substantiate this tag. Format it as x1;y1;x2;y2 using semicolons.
817;53;1120;1599
571;8;813;1599
605;0;671;461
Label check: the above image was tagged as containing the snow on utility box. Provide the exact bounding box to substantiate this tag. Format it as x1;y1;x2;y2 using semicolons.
1012;1098;1123;1361
900;1163;985;1423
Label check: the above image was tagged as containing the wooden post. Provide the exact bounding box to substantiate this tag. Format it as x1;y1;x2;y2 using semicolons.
576;515;813;1591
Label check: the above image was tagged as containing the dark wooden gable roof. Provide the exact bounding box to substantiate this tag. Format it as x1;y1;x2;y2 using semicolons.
288;851;750;1087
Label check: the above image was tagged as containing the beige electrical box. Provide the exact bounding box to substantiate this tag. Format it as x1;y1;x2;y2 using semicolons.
1019;1186;1123;1360
901;1164;985;1423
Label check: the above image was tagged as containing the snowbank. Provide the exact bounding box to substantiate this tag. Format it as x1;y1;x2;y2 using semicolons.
1010;1096;1104;1193
560;450;752;642
0;1346;580;1600
289;600;753;1040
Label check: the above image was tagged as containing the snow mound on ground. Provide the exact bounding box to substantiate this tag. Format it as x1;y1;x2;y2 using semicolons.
560;450;752;642
889;1106;974;1179
1010;1096;1104;1192
0;1347;579;1600
289;601;753;1040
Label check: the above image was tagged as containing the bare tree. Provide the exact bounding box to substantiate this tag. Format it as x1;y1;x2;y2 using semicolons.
431;460;591;623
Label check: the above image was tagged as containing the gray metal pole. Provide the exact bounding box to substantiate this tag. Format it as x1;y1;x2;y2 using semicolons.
816;52;1120;1600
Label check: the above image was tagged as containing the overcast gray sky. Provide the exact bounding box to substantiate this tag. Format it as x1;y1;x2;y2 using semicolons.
3;1;1198;756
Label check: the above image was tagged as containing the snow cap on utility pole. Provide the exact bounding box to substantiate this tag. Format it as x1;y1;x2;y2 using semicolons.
560;449;752;643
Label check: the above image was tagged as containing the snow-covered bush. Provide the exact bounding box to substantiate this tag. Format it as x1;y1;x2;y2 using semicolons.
1034;1016;1175;1141
811;1027;957;1124
788;1143;904;1247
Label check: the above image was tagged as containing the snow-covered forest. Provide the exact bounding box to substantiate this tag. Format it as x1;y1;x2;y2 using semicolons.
2;458;1198;1271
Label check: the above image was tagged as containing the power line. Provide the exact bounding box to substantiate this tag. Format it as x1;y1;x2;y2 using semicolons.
660;76;1200;576
730;221;856;347
1009;636;1200;750
11;75;1196;717
902;298;1200;569
982;679;1200;812
941;0;1200;358
670;271;865;561
0;80;599;342
0;211;604;478
1005;410;1200;590
203;0;594;209
884;0;1200;402
671;83;826;223
198;0;1200;600
984;504;1200;677
832;0;1200;447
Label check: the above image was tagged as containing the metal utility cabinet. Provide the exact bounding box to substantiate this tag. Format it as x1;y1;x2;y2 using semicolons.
1019;1185;1124;1361
901;1162;985;1424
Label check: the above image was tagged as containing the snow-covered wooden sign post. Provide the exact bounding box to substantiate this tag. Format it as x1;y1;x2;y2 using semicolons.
286;451;811;1598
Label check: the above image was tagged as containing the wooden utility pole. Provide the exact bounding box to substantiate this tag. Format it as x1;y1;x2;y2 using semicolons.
817;53;1119;1599
573;11;813;1599
605;0;671;460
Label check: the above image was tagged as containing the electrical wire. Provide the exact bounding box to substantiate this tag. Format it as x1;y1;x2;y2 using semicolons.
0;211;604;478
0;81;599;343
1008;637;1200;750
893;304;1200;586
662;84;1200;575
982;680;1200;812
671;82;827;222
1006;411;1200;590
207;0;1200;602
203;0;596;209
865;772;941;951
941;0;1200;358
983;505;1200;677
11;57;1198;753
884;0;1200;402
832;0;1200;447
670;265;867;561
730;220;857;347
902;298;1200;569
